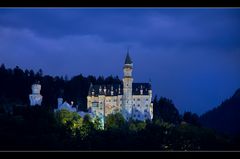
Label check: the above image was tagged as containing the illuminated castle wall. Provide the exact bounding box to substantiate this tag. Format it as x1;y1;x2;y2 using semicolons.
87;52;153;122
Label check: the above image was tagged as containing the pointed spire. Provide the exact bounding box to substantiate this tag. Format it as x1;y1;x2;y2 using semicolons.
103;85;107;94
149;78;152;90
124;49;133;64
118;84;121;94
140;85;143;95
88;83;93;95
91;88;95;96
111;85;114;96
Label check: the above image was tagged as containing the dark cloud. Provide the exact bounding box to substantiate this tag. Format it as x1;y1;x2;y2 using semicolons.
0;8;240;115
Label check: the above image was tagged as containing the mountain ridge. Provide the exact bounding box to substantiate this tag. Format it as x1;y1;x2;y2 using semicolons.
200;88;240;136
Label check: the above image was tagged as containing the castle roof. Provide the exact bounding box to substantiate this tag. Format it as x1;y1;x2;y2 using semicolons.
88;83;151;96
132;83;151;95
125;52;133;64
89;84;123;96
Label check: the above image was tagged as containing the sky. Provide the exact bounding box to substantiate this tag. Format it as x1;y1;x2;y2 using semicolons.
0;8;240;115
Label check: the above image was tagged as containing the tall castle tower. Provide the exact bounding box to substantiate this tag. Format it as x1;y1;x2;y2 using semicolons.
87;51;153;123
122;52;133;120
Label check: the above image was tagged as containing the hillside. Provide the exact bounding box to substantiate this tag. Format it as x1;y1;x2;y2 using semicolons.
0;64;121;111
200;88;240;136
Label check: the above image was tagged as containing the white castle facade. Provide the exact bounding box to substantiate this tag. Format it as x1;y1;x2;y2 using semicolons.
29;83;43;106
87;53;153;122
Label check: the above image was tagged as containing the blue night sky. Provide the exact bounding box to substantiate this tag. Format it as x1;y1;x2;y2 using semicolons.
0;8;240;115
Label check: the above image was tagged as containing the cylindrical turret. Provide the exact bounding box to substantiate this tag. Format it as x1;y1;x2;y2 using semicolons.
32;84;41;94
29;83;43;106
122;52;133;120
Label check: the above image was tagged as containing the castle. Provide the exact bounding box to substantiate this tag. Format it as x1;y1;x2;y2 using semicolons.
87;52;153;122
29;52;153;124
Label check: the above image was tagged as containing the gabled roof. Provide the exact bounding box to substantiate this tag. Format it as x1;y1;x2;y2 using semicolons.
132;83;151;95
58;102;77;112
89;84;123;96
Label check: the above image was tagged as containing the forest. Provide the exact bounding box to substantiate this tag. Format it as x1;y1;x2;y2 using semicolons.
0;64;240;151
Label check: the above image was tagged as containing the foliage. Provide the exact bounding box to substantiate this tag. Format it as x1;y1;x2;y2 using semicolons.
183;111;201;127
0;104;238;150
153;96;181;125
104;113;126;130
128;119;146;132
55;109;83;135
93;116;104;130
